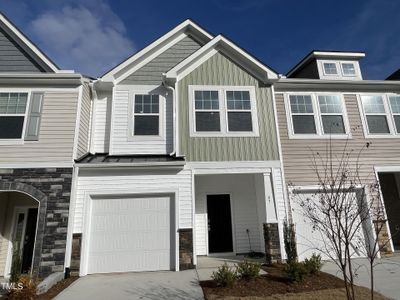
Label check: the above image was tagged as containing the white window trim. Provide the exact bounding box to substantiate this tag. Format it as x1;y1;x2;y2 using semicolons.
284;92;351;139
0;90;31;145
322;61;339;76
128;90;165;141
358;93;400;138
389;95;400;134
189;85;259;137
340;62;357;77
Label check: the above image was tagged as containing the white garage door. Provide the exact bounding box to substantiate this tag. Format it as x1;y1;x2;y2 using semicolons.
291;191;369;261
87;196;172;274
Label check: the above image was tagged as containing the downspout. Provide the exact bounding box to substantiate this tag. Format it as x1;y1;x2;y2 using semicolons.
162;74;177;156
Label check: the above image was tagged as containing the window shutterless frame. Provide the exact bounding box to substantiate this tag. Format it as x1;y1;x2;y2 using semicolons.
285;92;350;139
388;95;400;134
188;85;259;137
358;93;400;138
128;91;165;141
322;62;339;76
340;62;356;77
0;91;31;145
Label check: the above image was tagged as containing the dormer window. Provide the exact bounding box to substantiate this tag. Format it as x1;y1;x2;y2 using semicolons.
341;63;356;76
323;63;338;75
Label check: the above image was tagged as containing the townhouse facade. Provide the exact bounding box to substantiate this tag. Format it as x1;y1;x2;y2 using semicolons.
0;14;399;280
0;14;89;278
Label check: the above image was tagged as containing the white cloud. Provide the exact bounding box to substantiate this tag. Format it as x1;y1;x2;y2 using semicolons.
30;1;135;76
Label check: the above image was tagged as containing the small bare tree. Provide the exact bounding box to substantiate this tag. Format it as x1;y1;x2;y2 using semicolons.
289;138;394;300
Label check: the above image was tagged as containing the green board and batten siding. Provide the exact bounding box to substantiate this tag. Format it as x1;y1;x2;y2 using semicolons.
178;52;279;161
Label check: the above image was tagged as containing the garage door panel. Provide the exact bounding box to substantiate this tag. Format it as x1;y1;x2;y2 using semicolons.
291;191;367;261
87;196;172;274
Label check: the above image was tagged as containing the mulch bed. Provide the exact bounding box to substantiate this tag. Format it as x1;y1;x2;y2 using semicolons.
201;263;346;299
36;277;78;300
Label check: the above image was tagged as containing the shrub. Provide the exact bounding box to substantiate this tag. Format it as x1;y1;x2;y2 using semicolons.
10;243;22;283
284;261;307;282
236;260;261;280
8;275;37;300
304;253;323;275
283;222;297;264
211;263;237;287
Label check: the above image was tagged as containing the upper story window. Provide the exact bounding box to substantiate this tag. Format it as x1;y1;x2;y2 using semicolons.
133;94;160;136
286;93;349;138
323;63;338;75
359;94;400;137
389;96;400;133
341;63;356;76
0;93;28;139
189;85;259;137
194;90;220;132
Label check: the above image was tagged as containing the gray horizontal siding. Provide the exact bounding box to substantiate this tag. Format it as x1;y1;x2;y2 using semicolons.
0;26;45;72
179;52;280;162
0;90;79;163
276;93;400;186
120;35;202;85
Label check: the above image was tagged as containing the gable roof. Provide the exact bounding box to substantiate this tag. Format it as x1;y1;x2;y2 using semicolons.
101;19;214;82
0;13;59;72
164;35;278;83
386;69;400;80
287;50;365;77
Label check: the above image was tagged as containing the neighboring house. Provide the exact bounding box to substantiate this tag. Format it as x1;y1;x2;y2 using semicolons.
65;20;287;276
275;51;400;259
0;13;88;278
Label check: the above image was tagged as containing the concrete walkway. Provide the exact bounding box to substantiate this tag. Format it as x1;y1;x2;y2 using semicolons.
322;255;400;300
55;270;204;300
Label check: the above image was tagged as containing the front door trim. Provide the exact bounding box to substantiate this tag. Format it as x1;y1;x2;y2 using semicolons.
5;205;38;278
205;193;235;255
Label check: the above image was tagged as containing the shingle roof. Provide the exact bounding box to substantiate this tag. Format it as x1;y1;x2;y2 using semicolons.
76;153;185;164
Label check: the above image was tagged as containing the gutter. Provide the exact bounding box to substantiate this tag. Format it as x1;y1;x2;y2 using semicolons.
76;161;186;169
0;73;83;86
162;74;178;156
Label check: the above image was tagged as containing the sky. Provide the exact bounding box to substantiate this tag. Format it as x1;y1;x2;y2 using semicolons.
0;0;399;79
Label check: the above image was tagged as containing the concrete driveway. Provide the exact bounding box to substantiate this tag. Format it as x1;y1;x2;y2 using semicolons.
323;255;400;300
55;270;204;300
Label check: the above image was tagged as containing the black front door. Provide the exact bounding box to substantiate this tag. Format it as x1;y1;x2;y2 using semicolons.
21;208;38;273
379;173;400;250
207;194;233;253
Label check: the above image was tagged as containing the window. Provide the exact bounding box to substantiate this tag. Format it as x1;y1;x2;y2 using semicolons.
194;90;220;132
360;95;390;134
389;96;400;133
133;94;159;135
323;63;338;75
287;93;349;138
0;93;28;139
289;95;316;134
341;63;356;76
226;91;252;131
318;95;346;134
190;86;258;136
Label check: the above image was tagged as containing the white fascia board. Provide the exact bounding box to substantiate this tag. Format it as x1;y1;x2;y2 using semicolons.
313;51;366;59
186;160;281;175
165;35;278;82
0;14;59;72
275;78;400;91
0;162;73;169
76;161;186;169
101;20;213;82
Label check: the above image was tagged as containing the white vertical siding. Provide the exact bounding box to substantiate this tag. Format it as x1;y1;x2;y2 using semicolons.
110;86;173;155
195;174;262;255
73;168;192;233
77;84;92;158
272;167;287;259
93;90;112;153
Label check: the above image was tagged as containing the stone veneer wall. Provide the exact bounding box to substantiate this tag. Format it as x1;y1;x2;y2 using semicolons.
178;229;194;270
263;223;281;263
0;168;72;278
